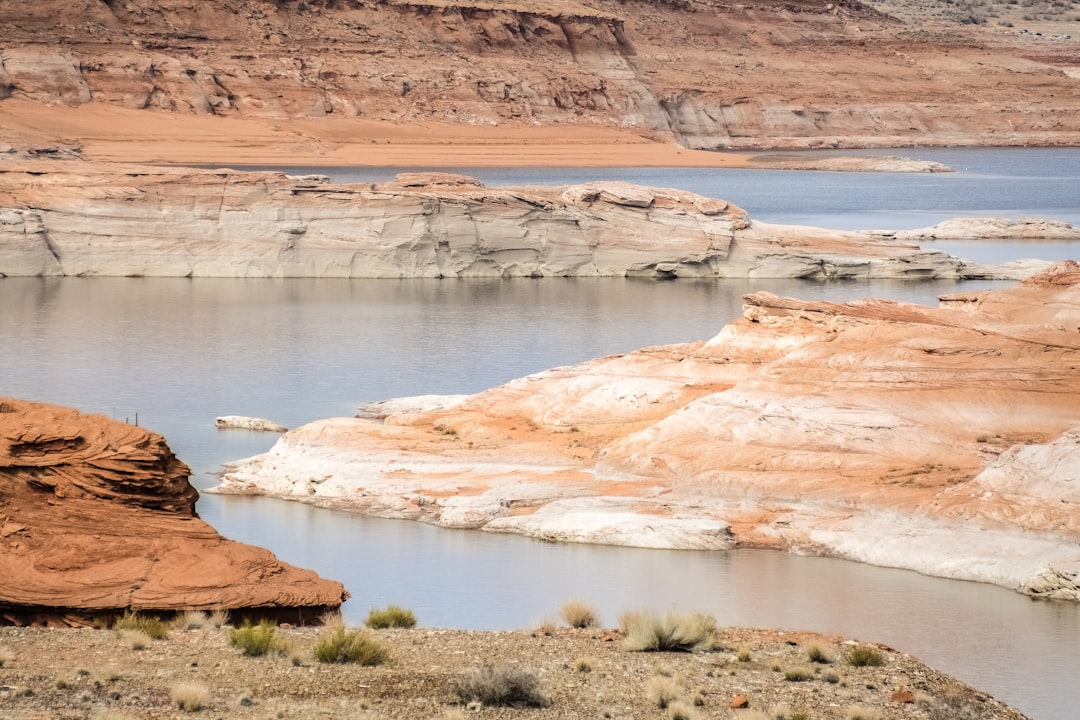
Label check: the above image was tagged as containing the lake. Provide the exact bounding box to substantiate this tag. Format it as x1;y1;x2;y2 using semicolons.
4;148;1080;720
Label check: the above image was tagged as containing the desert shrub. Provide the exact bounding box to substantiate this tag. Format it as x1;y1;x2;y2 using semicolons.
313;628;389;665
207;609;229;628
824;670;840;683
846;706;882;720
319;610;345;628
667;699;699;720
171;682;210;712
736;646;752;662
806;643;832;664
228;620;285;657
575;656;596;672
117;629;153;650
365;604;417;629
619;609;716;652
0;646;13;667
171;610;208;631
647;675;682;709
790;709;811;720
559;599;600;629
784;666;813;682
453;665;550;707
846;645;885;667
113;612;169;640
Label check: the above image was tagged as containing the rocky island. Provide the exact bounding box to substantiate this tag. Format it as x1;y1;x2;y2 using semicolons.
0;162;1059;279
0;397;346;626
215;262;1080;602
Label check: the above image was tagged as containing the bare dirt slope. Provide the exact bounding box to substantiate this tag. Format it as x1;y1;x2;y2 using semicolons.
0;0;1078;159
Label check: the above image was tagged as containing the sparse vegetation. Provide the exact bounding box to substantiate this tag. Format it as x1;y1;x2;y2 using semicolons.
207;609;229;628
847;705;883;720
647;675;682;709
737;646;753;662
0;646;14;667
784;666;814;682
171;682;210;712
112;612;169;640
117;629;153;650
620;609;716;653
313;628;390;665
228;619;286;657
575;655;596;672
454;664;550;707
846;644;886;667
365;604;417;629
667;699;699;720
319;610;345;628
807;643;832;664
171;610;208;631
560;599;600;628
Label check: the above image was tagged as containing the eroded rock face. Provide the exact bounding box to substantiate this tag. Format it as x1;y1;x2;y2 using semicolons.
1;0;1078;149
216;262;1080;599
0;161;1037;279
0;398;346;626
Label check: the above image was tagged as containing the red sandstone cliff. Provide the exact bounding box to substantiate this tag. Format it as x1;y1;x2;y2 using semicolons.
0;397;347;626
0;0;1077;150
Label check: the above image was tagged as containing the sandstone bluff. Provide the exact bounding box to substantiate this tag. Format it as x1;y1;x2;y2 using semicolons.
1;0;1078;152
0;398;346;626
0;162;1046;279
215;262;1080;601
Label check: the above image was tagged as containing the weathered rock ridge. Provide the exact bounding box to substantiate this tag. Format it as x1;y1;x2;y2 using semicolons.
1;0;1078;150
215;262;1080;600
0;162;1040;279
0;398;346;626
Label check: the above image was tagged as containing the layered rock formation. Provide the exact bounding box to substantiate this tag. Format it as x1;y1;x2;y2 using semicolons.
1;0;1078;150
215;262;1080;600
0;161;1038;279
0;398;346;626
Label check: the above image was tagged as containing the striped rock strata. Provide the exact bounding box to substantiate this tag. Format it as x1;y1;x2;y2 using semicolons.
215;262;1080;600
0;398;346;626
0;161;1037;279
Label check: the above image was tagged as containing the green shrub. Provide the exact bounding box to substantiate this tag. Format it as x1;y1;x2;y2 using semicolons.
619;609;716;653
313;628;390;665
113;612;168;640
453;665;550;707
846;645;885;667
559;599;600;629
228;620;285;657
365;604;417;629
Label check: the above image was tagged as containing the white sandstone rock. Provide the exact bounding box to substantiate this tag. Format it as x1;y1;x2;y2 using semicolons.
215;416;288;432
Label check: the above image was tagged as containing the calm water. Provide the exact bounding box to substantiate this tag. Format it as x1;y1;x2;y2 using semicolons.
3;275;1078;720
6;150;1080;719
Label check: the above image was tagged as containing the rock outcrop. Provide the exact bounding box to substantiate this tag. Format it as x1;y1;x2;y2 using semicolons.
0;161;1045;279
215;262;1080;600
1;0;1079;150
0;398;346;626
215;416;288;433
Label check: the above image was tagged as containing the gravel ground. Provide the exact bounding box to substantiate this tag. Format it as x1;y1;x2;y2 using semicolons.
0;620;1027;720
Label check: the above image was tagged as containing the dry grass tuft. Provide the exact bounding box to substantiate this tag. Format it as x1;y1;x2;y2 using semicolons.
319;610;345;629
0;646;14;667
171;610;208;631
313;628;390;665
574;655;597;672
846;705;883;720
228;620;286;657
206;609;229;628
118;629;153;651
559;599;600;628
846;644;885;667
171;682;210;712
667;699;699;720
112;612;168;640
365;604;417;629
620;609;716;653
646;675;682;709
454;664;550;707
